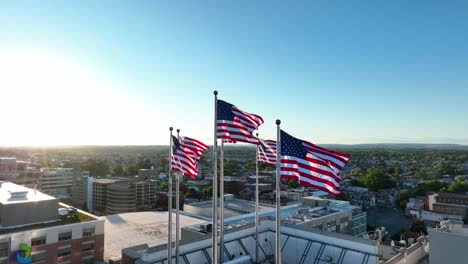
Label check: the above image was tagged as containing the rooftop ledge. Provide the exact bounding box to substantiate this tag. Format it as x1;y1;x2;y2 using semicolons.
0;202;98;235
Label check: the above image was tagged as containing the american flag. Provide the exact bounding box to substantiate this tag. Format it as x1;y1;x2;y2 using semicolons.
280;130;350;195
171;136;208;179
258;139;277;165
217;99;264;144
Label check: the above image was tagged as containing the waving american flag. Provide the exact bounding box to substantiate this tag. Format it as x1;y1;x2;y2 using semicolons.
258;139;277;165
280;130;350;195
216;99;264;144
171;136;209;179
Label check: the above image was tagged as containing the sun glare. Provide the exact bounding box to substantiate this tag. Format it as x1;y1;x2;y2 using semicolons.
0;48;152;146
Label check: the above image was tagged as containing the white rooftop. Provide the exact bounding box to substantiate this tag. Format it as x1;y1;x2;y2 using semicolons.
0;181;55;204
101;211;206;261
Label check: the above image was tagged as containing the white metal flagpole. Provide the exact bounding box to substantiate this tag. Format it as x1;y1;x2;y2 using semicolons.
275;120;281;264
168;127;174;264
255;133;260;263
175;129;181;264
212;91;219;264
219;139;224;263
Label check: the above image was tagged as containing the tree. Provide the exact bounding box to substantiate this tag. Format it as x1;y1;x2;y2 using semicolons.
112;164;124;176
287;179;299;189
179;182;189;194
81;159;110;176
349;178;364;187
124;164;138;176
395;189;410;210
410;219;427;235
160;182;169;191
447;176;468;194
201;186;213;198
414;180;447;196
415;167;437;181
185;188;202;199
360;169;396;191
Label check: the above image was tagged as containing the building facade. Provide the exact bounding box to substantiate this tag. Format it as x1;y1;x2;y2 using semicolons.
0;182;104;264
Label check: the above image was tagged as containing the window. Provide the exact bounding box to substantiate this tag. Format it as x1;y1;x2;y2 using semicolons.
81;256;94;264
340;217;348;224
327;220;336;228
31;251;46;262
0;242;8;258
81;241;94;252
31;236;46;247
58;246;71;257
58;231;72;241
82;227;95;237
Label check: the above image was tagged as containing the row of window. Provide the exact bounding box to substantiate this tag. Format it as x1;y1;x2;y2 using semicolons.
31;227;95;246
0;239;94;263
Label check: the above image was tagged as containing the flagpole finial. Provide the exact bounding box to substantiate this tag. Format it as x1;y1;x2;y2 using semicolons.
276;119;281;125
214;90;218;96
170;127;173;131
256;133;259;137
177;129;180;133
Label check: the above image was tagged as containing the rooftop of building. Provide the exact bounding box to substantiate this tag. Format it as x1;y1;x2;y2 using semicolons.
0;181;55;205
101;211;206;261
431;220;468;236
0;202;98;234
127;220;378;264
94;178;122;184
429;192;468;198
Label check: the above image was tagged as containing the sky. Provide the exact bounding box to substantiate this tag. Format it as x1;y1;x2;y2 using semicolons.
1;0;467;146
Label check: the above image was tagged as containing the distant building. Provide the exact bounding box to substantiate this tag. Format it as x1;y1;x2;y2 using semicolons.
38;168;75;199
405;197;424;218
92;178;157;215
71;169;91;209
422;193;468;223
0;181;104;264
138;168;158;180
0;157;30;172
0;158;37;188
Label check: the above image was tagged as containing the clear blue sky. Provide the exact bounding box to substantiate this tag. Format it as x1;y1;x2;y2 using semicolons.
1;0;467;145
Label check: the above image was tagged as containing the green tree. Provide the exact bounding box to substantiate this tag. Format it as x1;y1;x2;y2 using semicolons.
185;188;202;199
201;186;213;198
447;176;468;194
179;182;189;194
349;178;364;187
112;164;124;176
287;179;299;189
81;159;110;176
415;167;437;181
395;189;411;209
414;180;447;196
360;169;396;191
410;219;427;234
160;182;169;191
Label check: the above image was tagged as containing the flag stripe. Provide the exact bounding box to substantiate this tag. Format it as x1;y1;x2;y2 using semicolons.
280;130;350;195
258;139;277;165
171;136;209;178
216;100;263;144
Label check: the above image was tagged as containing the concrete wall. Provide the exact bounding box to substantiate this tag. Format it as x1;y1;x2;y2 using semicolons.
0;198;58;227
380;236;429;264
429;230;468;264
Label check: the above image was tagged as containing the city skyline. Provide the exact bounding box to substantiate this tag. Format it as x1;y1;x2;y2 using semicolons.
1;1;467;146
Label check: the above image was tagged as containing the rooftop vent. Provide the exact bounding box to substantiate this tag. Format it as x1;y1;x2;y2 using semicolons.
8;190;29;201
